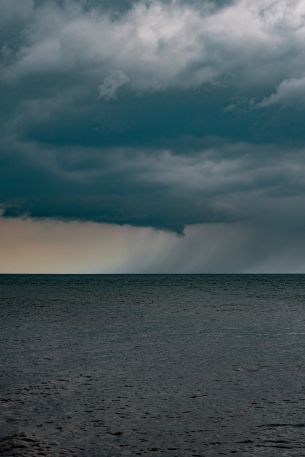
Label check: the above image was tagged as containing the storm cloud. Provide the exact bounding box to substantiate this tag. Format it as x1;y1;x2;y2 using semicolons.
1;0;305;271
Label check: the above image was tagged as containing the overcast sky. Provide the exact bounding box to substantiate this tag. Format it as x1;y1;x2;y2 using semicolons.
2;0;305;272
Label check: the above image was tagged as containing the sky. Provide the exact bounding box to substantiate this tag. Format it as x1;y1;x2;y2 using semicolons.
2;0;305;273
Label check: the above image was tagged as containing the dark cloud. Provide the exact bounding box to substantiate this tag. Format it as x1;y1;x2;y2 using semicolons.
1;0;305;238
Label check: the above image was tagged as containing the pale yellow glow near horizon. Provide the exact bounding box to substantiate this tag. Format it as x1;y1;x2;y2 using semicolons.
1;217;305;273
0;217;176;274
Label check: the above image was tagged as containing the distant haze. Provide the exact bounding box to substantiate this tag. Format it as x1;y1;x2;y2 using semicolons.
1;216;305;273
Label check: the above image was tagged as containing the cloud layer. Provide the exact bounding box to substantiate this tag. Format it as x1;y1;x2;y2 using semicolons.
3;0;305;95
2;0;305;271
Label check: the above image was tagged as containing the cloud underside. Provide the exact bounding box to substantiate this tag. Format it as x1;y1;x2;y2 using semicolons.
2;140;305;231
2;0;305;271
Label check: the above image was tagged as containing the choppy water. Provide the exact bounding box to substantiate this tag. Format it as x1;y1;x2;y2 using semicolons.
1;274;305;456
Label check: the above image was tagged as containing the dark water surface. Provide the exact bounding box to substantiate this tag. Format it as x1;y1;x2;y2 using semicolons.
1;274;305;456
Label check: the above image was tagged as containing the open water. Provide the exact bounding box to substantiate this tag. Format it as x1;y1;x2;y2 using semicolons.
1;274;305;456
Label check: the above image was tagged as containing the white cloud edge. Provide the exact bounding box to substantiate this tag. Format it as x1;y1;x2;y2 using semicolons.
2;0;305;104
